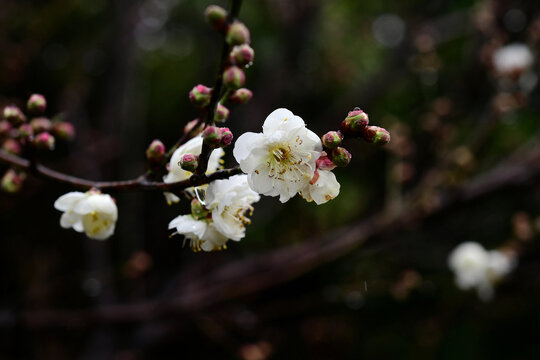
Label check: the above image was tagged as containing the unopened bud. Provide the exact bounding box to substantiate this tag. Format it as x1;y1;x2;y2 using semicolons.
184;119;205;135
179;154;199;172
219;127;233;147
316;152;336;171
191;198;209;219
2;139;22;155
228;88;252;104
226;21;250;45
330;147;351;167
189;84;212;108
205;5;227;32
52;121;75;141
3;106;26;126
17;124;34;141
146;139;166;163
1;169;25;193
30;117;52;133
202;126;222;147
27;94;47;115
340;108;369;136
0;120;11;137
223;66;245;89
321;131;342;149
214;103;230;123
230;44;254;67
362;126;391;145
33;132;55;150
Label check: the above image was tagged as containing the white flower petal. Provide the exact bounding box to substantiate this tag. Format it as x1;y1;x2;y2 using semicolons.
54;192;86;211
262;108;305;134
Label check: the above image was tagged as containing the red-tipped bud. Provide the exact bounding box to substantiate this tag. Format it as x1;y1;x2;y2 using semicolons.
226;21;250;45
330;147;351;167
184;119;205;136
17;124;34;141
2;139;22;155
340;108;369;136
316;152;336;171
189;84;212;108
1;169;26;193
219;127;233;147
214;104;230;123
205;5;227;32
309;169;320;185
52;121;75;141
362;126;391;145
202;126;222;147
33;132;55;150
191;198;209;219
27;94;47;115
229;88;252;104
3;106;26;126
321;131;343;149
223;66;245;89
30;117;52;133
0;120;11;137
230;44;255;67
179;154;199;172
146;139;166;163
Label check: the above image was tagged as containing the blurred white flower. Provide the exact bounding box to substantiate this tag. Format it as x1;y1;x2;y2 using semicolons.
448;241;516;301
54;190;118;240
300;169;340;205
168;215;228;252
233;108;322;203
492;43;534;75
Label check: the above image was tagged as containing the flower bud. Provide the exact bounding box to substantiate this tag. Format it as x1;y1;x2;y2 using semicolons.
1;169;25;193
52;121;75;141
228;88;252;104
3;105;26;126
340;108;369;136
191;198;209;220
189;84;212;108
27;94;47;115
214;103;230;123
179;154;199;172
226;21;250;45
321;131;342;149
223;66;245;89
362;126;391;145
146;139;166;163
30;117;52;133
17;124;34;141
316;152;336;171
230;44;254;67
33;132;55;150
184;119;205;135
219;127;233;147
204;5;227;32
0;120;11;137
2;139;22;155
330;147;351;167
202;126;222;147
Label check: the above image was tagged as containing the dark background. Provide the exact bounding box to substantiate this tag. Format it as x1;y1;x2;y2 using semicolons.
1;0;540;359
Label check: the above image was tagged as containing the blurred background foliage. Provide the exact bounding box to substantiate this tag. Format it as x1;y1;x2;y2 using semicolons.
1;0;540;359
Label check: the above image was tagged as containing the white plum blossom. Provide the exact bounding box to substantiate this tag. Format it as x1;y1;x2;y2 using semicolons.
300;170;340;205
54;190;118;240
163;135;224;204
448;241;516;301
168;215;228;252
233;108;322;203
492;43;534;75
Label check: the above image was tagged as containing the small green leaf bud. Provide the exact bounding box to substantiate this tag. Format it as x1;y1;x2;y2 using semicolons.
3;105;26;126
219;127;233;147
362;126;391;145
202;126;222;147
179;154;199;172
230;44;254;67
27;94;47;115
223;66;245;89
2;139;22;155
340;108;369;136
1;169;26;193
146;139;166;163
52;121;75;141
191;198;209;220
214;104;230;123
228;88;252;104
226;21;250;45
189;84;212;108
321;131;343;149
205;5;227;32
30;117;52;133
33;132;55;150
330;147;352;167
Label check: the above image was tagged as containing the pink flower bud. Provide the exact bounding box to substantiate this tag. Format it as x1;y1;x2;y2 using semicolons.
214;104;230;123
184;119;205;135
2;139;22;155
226;21;250;45
17;124;34;141
33;132;55;150
146;139;166;163
219;127;233;147
362;126;391;145
189;84;212;108
0;120;12;137
202;126;222;147
205;5;227;32
230;44;255;67
1;169;25;194
30;117;52;133
3;105;26;126
223;66;245;89
228;88;253;104
321;131;343;149
179;154;199;172
316;152;336;171
330;147;351;167
191;198;209;219
340;108;369;136
27;94;47;115
52;121;75;141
